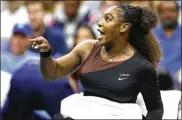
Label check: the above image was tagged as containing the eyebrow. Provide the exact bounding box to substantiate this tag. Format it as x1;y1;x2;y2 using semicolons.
102;13;114;19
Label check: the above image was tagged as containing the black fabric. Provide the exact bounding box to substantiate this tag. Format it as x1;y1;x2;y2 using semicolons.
157;68;174;90
81;52;164;120
53;113;74;120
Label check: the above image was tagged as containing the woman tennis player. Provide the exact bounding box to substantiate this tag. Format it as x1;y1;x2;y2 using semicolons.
29;4;163;119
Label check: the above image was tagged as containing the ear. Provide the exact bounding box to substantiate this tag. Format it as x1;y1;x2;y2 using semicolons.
120;23;131;33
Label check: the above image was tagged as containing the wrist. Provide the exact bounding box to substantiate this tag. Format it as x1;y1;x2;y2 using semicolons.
40;48;52;57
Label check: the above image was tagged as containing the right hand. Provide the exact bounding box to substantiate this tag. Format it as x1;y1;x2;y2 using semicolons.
29;36;51;52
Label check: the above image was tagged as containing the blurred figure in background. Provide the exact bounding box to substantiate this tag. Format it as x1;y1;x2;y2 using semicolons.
2;62;74;120
129;1;161;20
68;24;96;93
1;24;39;74
41;1;55;25
25;1;68;58
74;24;96;46
152;1;181;89
53;1;90;50
1;1;29;39
129;1;154;9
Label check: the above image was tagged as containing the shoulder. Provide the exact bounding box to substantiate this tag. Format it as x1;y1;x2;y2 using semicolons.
133;52;152;67
133;52;156;73
72;39;99;60
141;62;156;73
12;63;42;82
74;39;98;52
137;61;157;81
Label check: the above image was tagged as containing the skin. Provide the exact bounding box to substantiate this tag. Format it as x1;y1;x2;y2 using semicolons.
10;33;30;55
69;26;96;92
64;1;80;20
27;2;45;38
29;6;135;81
68;26;96;92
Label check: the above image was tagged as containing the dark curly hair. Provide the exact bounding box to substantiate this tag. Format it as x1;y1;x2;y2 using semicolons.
117;4;162;67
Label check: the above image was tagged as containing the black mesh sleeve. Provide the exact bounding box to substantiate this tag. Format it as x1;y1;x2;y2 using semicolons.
138;63;164;120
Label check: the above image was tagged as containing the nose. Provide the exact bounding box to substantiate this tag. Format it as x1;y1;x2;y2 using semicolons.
97;19;103;28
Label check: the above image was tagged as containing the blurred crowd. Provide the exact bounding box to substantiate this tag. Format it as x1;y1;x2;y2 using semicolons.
1;1;181;120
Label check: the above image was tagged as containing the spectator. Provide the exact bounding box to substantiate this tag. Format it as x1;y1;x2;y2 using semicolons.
1;1;29;39
1;62;74;120
25;1;68;57
1;24;39;74
129;1;158;20
152;1;181;89
53;1;90;50
129;1;154;9
68;24;96;92
41;1;55;25
74;24;96;46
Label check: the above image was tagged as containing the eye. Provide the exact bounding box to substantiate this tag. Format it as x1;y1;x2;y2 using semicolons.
105;17;111;22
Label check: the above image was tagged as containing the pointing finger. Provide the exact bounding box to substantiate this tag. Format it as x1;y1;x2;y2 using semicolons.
29;38;43;43
29;38;37;42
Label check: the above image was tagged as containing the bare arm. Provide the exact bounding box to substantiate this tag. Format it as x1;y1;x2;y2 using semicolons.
29;36;97;81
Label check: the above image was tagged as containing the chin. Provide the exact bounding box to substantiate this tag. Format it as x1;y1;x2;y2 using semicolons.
98;40;104;46
98;40;109;47
99;40;112;48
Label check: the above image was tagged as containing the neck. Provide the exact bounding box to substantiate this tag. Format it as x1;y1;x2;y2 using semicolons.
32;23;45;38
105;39;129;57
11;49;25;56
164;29;175;37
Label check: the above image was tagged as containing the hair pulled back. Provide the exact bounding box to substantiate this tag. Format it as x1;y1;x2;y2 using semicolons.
117;4;162;67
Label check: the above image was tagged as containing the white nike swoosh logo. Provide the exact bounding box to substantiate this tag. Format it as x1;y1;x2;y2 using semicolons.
118;77;128;80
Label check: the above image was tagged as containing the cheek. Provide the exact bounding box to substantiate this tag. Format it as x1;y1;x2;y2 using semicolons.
161;11;178;19
172;13;178;19
105;26;119;39
31;12;43;21
38;12;44;20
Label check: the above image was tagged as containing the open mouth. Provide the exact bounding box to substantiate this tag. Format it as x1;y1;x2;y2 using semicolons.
97;29;105;35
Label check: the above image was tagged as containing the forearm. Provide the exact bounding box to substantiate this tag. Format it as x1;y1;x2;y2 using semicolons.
40;56;57;81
